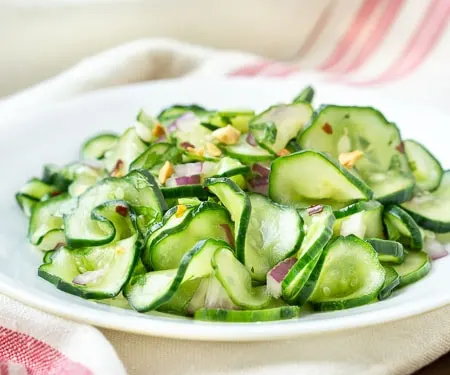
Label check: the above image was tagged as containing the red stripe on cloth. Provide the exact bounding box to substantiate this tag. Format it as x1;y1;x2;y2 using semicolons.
340;0;406;73
259;63;299;77
356;0;449;84
319;0;386;70
294;1;335;58
0;326;92;375
228;61;271;76
0;362;9;375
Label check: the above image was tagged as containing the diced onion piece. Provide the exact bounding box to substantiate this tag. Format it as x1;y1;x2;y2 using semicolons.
266;257;297;298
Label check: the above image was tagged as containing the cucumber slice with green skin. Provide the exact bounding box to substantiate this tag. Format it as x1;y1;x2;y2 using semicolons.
157;278;203;315
244;193;304;281
249;103;313;154
365;239;405;264
104;127;147;174
281;205;335;303
286;139;301;153
17;178;58;200
384;205;423;250
146;202;233;270
212;247;271;309
38;234;139;299
269;150;373;208
293;86;315;104
125;239;231;312
161;185;210;200
28;193;73;247
81;133;118;160
401;171;450;233
222;134;275;163
204;177;250;261
334;200;384;239
194;306;300;322
404;139;443;192
130;143;180;171
378;266;400;300
392;251;431;287
65;170;166;248
16;194;38;217
309;235;386;311
157;104;214;126
37;229;66;252
202;157;250;180
297;105;414;204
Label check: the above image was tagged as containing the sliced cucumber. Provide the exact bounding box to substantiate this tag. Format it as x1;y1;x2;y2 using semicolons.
222;134;275;163
297;105;414;203
17;178;58;200
158;278;203;315
65;170;166;248
204;177;250;261
249;103;312;154
309;235;386;311
401;171;450;233
81;133;118;160
29;193;73;247
157;104;213;126
16;194;38;217
244;193;304;281
146;202;233;270
293;85;315;104
281;205;335;303
269;150;373;208
366;238;405;264
378;266;400;300
38;234;139;299
125;239;230;312
384;205;423;250
202;157;249;180
212;247;271;309
334;200;384;238
194;306;300;322
104;127;147;174
404;139;443;192
130;143;180;171
392;251;431;287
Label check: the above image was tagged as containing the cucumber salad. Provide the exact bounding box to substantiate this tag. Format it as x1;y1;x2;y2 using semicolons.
16;86;449;323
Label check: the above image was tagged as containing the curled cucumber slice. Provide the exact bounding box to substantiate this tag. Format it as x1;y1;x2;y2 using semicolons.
194;306;300;322
269;150;373;208
309;235;386;311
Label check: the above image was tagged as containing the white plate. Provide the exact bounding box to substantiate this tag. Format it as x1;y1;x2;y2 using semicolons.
1;78;449;341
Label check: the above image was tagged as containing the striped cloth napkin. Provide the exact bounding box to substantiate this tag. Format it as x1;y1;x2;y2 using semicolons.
1;0;450;373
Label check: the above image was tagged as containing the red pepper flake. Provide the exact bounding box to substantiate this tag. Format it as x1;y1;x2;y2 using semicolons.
307;204;324;216
50;191;62;198
111;159;124;177
115;205;128;217
180;141;195;149
395;142;405;154
322;123;333;134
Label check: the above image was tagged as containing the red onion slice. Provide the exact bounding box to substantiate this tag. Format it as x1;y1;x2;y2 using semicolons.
73;269;106;286
252;163;270;178
166;175;202;187
266;257;297;298
248;175;269;195
424;237;449;260
220;224;235;248
246;133;257;146
174;162;203;177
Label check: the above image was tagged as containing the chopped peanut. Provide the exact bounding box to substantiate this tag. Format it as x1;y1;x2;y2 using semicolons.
205;142;222;157
186;146;205;157
277;148;290;157
110;159;124;177
175;204;187;218
339;150;364;169
158;161;175;184
152;122;166;138
211;125;241;145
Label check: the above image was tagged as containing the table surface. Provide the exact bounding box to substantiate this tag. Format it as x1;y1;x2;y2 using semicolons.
416;353;450;374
